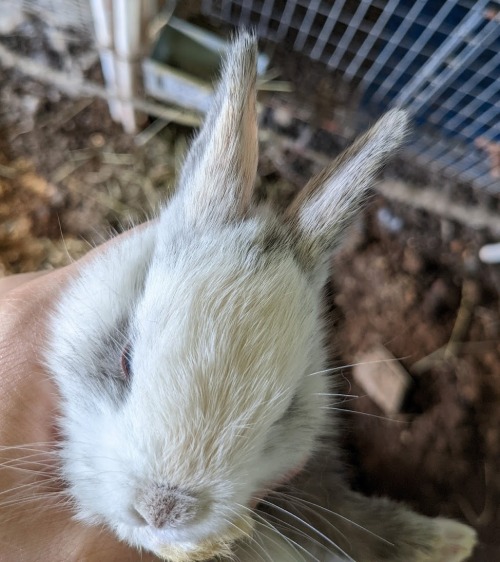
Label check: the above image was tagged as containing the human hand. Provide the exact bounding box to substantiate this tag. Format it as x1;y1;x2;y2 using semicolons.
0;244;159;562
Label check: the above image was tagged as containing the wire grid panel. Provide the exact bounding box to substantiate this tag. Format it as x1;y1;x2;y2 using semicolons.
202;0;500;196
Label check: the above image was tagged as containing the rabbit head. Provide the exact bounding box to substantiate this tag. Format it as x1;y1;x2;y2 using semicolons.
46;32;407;561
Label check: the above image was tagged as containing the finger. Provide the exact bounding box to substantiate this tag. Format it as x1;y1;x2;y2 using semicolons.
0;271;50;297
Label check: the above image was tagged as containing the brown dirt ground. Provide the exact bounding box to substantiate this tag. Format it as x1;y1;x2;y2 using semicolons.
1;17;499;562
332;208;500;561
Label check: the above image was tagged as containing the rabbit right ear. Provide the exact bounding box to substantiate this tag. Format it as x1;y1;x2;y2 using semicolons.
174;32;258;226
285;109;408;268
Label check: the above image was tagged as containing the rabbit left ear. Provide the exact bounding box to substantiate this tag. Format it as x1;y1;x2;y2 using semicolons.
176;32;258;225
285;109;409;268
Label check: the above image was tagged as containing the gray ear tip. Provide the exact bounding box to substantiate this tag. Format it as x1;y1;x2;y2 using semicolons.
230;29;258;57
219;30;258;86
378;108;411;143
233;28;258;44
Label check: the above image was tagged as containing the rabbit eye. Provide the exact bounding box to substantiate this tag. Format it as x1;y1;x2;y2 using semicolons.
121;344;132;378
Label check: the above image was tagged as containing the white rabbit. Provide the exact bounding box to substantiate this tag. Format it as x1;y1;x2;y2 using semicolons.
46;32;477;562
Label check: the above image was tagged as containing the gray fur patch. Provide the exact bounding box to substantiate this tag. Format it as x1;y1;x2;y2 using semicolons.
58;318;132;408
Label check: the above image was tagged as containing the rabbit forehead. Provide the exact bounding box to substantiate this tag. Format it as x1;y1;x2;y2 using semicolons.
129;237;318;435
138;252;314;377
136;219;315;365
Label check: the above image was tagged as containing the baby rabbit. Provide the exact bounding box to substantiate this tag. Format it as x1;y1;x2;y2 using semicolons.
46;32;477;562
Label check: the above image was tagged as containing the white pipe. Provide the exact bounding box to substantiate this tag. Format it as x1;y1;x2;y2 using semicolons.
114;0;142;58
479;243;500;264
89;0;122;122
113;0;146;132
89;0;113;48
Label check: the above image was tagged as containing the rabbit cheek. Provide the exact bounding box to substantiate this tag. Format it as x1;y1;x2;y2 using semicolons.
276;459;308;485
249;458;309;509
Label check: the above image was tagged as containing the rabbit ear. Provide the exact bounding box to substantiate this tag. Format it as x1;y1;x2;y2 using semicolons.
176;32;258;224
285;109;408;268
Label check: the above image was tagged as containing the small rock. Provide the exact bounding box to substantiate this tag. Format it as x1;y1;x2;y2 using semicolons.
21;95;41;116
423;278;460;319
403;246;424;275
273;106;294;128
20;171;57;198
90;133;105;148
450;239;464;254
377;207;404;233
353;345;412;415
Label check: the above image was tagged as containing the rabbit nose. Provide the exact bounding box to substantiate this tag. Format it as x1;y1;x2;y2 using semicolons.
134;484;198;529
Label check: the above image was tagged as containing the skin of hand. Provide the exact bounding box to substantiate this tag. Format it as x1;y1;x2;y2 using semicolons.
0;241;159;562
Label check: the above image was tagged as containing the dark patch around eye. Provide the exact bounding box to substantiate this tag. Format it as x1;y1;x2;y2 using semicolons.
81;318;133;405
55;308;138;411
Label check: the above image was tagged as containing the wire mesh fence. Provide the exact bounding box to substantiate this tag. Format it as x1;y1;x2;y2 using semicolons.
202;0;500;196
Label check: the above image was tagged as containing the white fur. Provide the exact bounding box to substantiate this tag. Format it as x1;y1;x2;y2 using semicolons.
48;213;330;557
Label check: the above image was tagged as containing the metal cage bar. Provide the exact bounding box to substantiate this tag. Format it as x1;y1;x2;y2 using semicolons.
203;0;500;196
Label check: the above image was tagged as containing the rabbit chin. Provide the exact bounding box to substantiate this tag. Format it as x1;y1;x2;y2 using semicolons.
116;515;254;561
